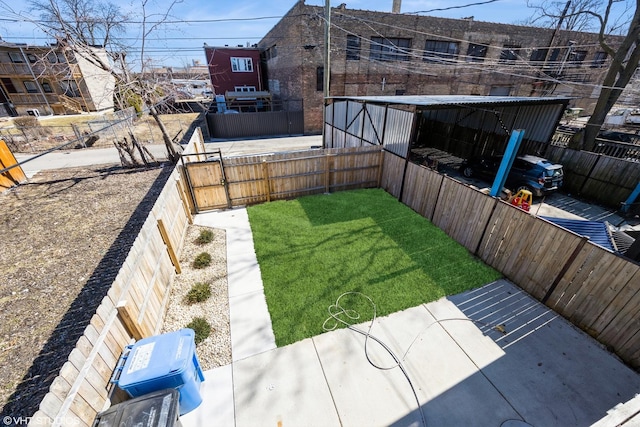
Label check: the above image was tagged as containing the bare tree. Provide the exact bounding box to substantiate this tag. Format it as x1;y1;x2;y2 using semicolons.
1;0;184;163
29;0;126;47
527;0;640;151
526;0;601;31
526;0;633;33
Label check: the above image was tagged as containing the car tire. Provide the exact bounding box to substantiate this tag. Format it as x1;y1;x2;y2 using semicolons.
462;167;474;178
516;185;533;195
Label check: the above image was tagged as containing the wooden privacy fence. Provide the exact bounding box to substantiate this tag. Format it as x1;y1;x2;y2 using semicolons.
30;166;191;427
27;127;638;425
391;154;640;369
182;145;384;212
545;146;640;210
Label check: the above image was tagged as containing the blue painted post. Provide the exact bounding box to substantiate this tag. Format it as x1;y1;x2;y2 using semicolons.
621;181;640;213
490;129;525;197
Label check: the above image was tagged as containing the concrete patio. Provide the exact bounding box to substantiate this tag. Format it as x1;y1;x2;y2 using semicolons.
181;208;640;427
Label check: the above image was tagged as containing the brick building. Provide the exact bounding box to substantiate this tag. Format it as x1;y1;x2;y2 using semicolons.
258;1;624;134
0;41;115;117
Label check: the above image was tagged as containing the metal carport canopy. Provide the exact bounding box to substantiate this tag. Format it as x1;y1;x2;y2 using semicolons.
328;94;571;108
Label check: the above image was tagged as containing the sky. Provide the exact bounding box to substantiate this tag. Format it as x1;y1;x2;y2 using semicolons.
0;0;626;68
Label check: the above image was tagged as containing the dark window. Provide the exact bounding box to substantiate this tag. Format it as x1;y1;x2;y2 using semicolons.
423;40;459;63
41;82;53;93
266;45;277;60
499;44;521;63
466;43;488;62
23;81;38;93
1;78;17;93
61;80;80;97
530;48;548;62
316;66;324;92
346;35;360;60
8;52;24;63
489;86;512;96
26;53;37;63
569;50;587;67
548;48;560;62
591;51;607;68
395;89;406;95
370;37;411;61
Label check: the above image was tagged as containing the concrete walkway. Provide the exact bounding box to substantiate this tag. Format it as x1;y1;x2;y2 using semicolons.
181;209;640;427
194;208;276;361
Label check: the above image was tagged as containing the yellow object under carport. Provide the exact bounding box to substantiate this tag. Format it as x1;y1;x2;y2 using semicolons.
510;189;532;212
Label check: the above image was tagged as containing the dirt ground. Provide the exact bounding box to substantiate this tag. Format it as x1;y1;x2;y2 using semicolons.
0;162;173;419
0;113;201;153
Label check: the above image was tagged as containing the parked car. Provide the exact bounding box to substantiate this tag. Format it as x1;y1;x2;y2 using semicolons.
597;130;640;144
460;154;564;197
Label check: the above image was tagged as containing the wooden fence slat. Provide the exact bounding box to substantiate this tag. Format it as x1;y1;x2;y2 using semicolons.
157;218;181;273
116;300;145;340
569;255;638;329
36;393;64;424
596;269;640;347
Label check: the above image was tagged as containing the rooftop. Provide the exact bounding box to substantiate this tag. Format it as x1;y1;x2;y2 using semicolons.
329;95;572;108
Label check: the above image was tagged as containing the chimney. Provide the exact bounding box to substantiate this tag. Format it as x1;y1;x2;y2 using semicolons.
392;0;401;13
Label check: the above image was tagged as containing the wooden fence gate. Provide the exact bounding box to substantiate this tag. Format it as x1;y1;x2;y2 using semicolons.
180;146;384;213
182;150;231;212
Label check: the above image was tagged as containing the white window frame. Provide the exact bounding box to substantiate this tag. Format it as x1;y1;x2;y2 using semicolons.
231;57;253;72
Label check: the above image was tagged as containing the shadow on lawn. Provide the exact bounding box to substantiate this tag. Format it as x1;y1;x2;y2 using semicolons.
0;164;173;420
258;188;500;346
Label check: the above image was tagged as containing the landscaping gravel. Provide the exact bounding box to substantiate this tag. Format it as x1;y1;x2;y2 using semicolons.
161;225;232;370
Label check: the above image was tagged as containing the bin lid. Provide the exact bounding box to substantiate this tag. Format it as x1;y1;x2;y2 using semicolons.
118;329;196;387
93;388;179;427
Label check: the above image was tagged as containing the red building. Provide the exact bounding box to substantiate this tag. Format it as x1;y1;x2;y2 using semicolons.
203;46;264;95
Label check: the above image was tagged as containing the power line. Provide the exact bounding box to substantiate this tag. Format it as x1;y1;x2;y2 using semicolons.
2;4;631;95
409;0;502;14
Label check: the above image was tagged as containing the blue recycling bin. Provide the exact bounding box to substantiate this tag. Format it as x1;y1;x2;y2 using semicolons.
116;329;205;415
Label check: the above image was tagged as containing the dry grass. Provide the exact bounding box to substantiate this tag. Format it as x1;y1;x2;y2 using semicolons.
0;163;172;418
0;112;200;153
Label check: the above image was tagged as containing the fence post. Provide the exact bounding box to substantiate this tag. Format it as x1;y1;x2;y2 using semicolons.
157;218;181;274
262;159;271;202
324;152;331;193
578;153;603;196
473;197;500;256
542;236;589;304
376;149;384;188
117;301;146;340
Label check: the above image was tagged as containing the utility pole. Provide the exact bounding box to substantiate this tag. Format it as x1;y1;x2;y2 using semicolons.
539;0;571;95
548;0;572;56
322;0;331;145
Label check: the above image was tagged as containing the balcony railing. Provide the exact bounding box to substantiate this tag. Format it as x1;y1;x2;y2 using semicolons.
0;62;81;78
9;93;64;105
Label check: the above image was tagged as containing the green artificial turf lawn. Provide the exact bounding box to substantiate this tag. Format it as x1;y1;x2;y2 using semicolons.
247;188;502;347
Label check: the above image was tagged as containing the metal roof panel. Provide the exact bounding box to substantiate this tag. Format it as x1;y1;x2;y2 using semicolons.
542;217;615;252
329;95;571;108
